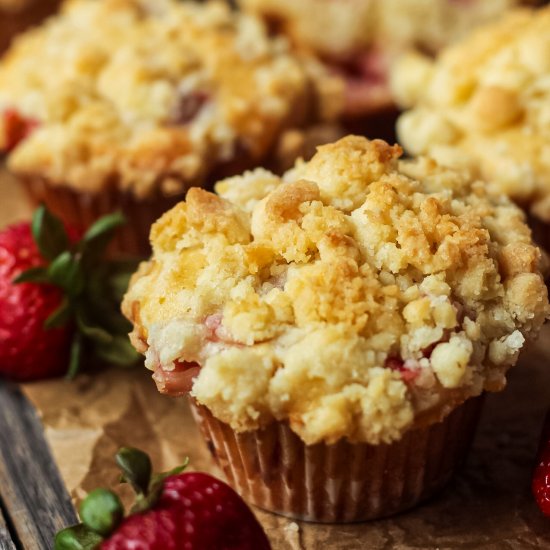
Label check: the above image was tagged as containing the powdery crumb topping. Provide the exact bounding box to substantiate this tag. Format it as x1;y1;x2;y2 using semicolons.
122;136;549;445
393;7;550;222
0;0;341;197
239;0;527;58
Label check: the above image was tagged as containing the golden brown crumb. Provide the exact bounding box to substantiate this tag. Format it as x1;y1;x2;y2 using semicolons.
393;7;550;221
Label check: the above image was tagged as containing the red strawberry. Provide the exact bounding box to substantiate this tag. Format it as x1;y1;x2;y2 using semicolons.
0;222;72;380
55;448;271;550
0;205;139;381
533;411;550;517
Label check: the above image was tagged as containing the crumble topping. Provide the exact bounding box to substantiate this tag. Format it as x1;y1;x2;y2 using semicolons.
238;0;530;59
123;136;549;445
393;7;550;221
0;0;341;197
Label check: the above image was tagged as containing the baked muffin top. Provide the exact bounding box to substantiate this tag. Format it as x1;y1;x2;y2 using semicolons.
0;0;341;197
239;0;529;59
393;8;550;222
123;136;549;445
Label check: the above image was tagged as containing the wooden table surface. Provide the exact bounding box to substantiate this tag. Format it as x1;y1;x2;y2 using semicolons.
1;173;550;549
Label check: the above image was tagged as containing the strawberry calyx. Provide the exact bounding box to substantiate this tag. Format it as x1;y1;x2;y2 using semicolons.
13;205;140;378
54;448;188;550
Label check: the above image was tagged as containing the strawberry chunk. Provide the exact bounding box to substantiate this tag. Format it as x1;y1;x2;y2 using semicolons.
152;361;201;396
331;47;391;115
385;356;420;383
2;108;40;152
171;91;209;125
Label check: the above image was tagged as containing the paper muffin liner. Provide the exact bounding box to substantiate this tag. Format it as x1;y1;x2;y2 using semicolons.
19;176;186;257
190;396;484;523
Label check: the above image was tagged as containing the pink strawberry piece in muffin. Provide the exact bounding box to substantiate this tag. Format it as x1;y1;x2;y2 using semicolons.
2;108;39;152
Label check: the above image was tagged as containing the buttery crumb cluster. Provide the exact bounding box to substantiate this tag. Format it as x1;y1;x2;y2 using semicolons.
0;0;340;197
393;7;550;222
123;136;549;445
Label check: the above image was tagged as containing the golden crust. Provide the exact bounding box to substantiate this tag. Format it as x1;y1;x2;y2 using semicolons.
393;7;550;221
123;136;549;445
0;0;342;197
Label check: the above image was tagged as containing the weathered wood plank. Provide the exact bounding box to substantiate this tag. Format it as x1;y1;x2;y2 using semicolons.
0;505;16;550
0;382;77;550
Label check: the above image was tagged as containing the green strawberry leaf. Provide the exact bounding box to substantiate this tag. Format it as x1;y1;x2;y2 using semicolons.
79;489;124;538
115;447;152;496
94;335;140;367
131;457;189;514
149;459;190;492
79;212;125;264
48;251;84;296
45;297;71;329
76;310;113;344
82;212;126;243
13;266;50;285
66;334;83;380
54;524;103;550
32;205;69;261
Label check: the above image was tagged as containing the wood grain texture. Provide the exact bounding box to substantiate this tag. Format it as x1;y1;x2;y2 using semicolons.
0;506;16;550
0;383;78;550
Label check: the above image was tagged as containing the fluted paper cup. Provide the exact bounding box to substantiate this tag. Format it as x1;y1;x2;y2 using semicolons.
20;176;185;257
190;396;483;523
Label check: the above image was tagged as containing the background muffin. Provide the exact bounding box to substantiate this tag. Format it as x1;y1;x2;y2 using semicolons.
392;7;550;249
239;0;541;129
123;136;549;521
0;0;342;255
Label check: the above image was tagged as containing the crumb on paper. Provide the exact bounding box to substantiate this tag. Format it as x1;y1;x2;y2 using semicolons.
283;521;303;550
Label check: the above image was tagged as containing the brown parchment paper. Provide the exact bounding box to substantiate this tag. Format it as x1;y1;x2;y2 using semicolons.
3;170;550;549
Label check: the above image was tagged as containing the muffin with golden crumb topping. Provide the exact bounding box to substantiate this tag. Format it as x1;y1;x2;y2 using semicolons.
0;0;342;255
123;136;549;522
392;7;550;249
239;0;540;132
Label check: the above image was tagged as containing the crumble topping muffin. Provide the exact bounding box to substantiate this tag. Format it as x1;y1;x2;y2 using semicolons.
0;0;341;197
393;7;550;224
239;0;538;118
123;136;549;447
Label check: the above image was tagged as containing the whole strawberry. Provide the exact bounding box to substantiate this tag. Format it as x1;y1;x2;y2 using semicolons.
0;222;72;379
0;205;139;381
533;411;550;517
55;448;271;550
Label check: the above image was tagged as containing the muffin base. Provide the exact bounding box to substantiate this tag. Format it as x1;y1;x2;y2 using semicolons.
190;396;483;523
20;176;186;257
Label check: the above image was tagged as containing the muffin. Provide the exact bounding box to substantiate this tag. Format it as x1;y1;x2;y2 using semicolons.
122;136;549;522
393;7;550;250
0;0;60;54
0;0;342;255
239;0;539;132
